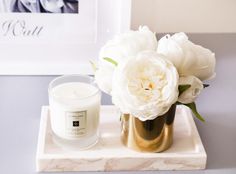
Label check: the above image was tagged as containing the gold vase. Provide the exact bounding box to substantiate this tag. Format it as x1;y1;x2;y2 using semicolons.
121;104;176;152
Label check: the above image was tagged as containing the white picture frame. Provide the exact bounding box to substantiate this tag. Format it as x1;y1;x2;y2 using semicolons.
0;0;131;75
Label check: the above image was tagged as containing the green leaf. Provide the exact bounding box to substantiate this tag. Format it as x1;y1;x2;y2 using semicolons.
176;101;182;105
103;57;118;66
203;84;210;88
89;60;97;71
178;84;191;96
184;102;205;122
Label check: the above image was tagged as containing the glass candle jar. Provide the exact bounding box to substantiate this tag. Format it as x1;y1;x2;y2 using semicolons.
48;75;101;150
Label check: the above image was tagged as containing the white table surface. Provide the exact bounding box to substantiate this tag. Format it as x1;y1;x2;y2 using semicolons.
0;34;235;174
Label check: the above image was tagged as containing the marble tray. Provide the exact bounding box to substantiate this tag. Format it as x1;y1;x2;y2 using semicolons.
36;105;207;172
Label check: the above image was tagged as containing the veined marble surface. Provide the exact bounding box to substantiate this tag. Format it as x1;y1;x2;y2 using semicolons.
36;105;206;172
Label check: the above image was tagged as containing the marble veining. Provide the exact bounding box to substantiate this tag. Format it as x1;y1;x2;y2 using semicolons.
36;105;207;171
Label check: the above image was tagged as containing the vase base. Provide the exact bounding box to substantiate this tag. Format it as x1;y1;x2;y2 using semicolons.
121;124;173;153
121;105;176;153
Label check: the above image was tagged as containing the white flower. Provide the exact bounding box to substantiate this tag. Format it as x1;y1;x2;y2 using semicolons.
18;0;39;12
157;32;216;81
94;61;113;94
95;26;157;94
178;76;203;104
111;51;179;121
40;0;64;13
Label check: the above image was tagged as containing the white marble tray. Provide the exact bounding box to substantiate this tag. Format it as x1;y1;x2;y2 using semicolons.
36;105;207;172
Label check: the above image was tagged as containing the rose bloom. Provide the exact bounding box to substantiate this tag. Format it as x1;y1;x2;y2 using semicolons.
10;0;78;13
178;76;203;104
157;32;216;81
111;51;179;121
40;0;78;13
95;26;157;94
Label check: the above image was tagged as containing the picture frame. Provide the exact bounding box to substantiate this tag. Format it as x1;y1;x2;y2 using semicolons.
0;0;131;75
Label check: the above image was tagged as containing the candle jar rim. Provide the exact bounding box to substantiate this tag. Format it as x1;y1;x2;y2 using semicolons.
48;74;100;101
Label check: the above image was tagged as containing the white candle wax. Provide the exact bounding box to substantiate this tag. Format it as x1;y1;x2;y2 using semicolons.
49;78;101;149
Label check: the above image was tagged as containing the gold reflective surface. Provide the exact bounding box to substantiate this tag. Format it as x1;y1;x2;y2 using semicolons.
121;105;176;152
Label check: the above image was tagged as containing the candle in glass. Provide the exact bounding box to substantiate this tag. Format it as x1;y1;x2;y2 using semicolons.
48;75;101;150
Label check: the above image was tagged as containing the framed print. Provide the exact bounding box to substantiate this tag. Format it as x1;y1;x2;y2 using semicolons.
0;0;131;75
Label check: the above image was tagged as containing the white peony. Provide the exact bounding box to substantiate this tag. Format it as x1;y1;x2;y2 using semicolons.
111;51;179;121
178;76;203;104
157;32;216;81
94;61;114;94
95;26;157;94
39;0;64;13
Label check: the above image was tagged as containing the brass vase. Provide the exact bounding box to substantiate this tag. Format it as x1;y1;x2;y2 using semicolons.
121;104;176;152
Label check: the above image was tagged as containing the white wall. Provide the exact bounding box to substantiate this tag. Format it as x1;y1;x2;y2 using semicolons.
131;0;236;33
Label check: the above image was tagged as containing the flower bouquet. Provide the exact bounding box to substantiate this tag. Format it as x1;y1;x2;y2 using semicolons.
93;26;216;152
